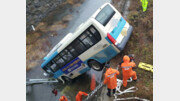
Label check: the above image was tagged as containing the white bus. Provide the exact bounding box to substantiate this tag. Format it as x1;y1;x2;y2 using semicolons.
41;3;133;82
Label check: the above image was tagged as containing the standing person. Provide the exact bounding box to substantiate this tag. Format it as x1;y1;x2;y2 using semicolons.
120;55;137;87
76;91;88;101
59;96;68;101
104;64;120;97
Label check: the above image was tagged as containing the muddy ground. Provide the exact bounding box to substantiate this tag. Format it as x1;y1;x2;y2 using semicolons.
26;0;153;100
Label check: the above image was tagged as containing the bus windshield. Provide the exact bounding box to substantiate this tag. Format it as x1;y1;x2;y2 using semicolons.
95;4;115;26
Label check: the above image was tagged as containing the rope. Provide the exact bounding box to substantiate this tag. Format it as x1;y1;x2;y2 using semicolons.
114;79;149;101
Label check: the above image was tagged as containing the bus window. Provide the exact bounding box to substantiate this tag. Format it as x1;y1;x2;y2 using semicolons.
53;54;65;68
79;31;89;41
61;49;74;62
79;31;93;48
46;61;59;72
89;26;101;41
43;66;54;75
72;39;86;54
79;26;101;49
82;37;93;48
67;45;79;57
95;5;115;26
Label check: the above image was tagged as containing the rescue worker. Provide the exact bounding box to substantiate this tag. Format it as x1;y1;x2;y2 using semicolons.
141;0;148;12
120;55;137;87
75;91;88;101
104;64;120;97
59;96;68;101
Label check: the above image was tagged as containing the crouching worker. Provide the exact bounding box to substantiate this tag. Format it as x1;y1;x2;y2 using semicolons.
59;96;68;101
76;91;88;101
120;55;137;87
104;64;120;97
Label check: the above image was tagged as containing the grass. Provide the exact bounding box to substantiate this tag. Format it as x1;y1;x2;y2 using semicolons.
110;0;153;100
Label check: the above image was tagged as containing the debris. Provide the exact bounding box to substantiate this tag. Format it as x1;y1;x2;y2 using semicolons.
138;62;153;72
31;25;35;31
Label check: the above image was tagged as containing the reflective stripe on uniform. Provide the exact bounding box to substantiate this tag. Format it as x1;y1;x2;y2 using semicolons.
107;73;116;78
121;66;132;69
121;66;132;70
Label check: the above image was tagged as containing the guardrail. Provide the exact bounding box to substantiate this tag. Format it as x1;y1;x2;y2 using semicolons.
26;78;58;86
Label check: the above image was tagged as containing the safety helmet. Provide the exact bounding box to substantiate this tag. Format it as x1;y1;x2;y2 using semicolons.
105;64;110;68
123;55;130;62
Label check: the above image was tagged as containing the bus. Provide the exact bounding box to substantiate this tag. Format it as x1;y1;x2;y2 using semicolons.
41;3;133;83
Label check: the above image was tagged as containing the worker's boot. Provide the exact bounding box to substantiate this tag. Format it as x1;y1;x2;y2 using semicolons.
107;89;111;97
107;93;111;97
133;79;138;82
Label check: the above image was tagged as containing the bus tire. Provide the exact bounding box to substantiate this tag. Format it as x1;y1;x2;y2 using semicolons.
62;76;72;84
88;60;103;71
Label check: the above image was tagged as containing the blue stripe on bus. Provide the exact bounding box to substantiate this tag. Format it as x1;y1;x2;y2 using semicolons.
110;17;126;40
53;69;63;78
41;51;58;68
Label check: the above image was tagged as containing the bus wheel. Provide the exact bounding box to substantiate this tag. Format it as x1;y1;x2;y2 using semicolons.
88;60;103;71
62;76;72;84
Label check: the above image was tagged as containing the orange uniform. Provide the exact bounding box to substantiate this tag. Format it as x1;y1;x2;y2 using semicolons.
104;68;120;89
75;91;88;101
121;55;137;87
59;96;68;101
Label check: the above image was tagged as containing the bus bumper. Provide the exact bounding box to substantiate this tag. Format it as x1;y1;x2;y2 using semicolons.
116;25;133;51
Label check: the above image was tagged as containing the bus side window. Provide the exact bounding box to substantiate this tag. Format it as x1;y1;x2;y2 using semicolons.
61;49;74;63
67;45;79;57
89;26;101;41
79;31;93;48
79;26;101;48
72;39;86;54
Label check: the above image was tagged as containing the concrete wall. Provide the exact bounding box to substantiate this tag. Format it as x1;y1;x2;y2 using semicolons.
26;0;66;32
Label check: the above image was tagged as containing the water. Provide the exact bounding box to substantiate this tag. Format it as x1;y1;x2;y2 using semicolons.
26;0;111;101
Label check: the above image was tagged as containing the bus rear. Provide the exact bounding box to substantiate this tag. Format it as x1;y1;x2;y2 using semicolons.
92;3;133;51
